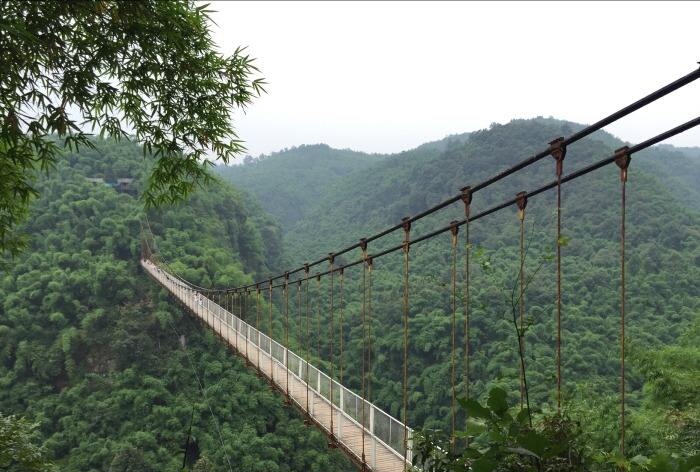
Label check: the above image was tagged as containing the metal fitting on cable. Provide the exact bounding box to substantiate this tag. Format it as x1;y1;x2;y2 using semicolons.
328;252;335;265
359;238;368;261
402;216;411;254
516;191;528;221
449;220;459;246
460;186;473;218
614;146;631;182
549;137;567;177
304;263;310;275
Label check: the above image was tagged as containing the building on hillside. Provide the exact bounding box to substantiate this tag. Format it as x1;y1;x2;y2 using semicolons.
85;177;137;195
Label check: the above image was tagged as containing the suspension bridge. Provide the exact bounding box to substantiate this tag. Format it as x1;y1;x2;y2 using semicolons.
141;65;700;471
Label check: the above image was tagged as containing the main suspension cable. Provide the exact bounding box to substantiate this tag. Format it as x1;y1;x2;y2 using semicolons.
205;68;700;293
259;116;699;291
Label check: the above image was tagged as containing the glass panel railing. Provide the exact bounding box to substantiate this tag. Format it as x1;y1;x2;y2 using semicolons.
271;341;284;364
288;352;300;375
331;379;341;407
319;372;330;398
300;361;308;383
308;365;319;391
373;407;392;450
260;334;271;354
342;387;360;423
390;417;407;458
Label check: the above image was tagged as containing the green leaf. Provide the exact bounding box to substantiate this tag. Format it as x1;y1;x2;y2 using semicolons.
466;418;487;436
461;447;482;460
607;450;629;469
458;398;491;420
679;455;700;472
505;447;540;459
471;457;497;472
517;431;547;457
515;408;530;425
486;388;508;415
557;235;571;247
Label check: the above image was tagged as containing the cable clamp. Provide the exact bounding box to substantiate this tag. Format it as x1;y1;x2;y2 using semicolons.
614;146;631;183
516;191;528;221
549;137;567;177
449;220;459;246
402;216;412;254
460;186;473;218
359;238;368;260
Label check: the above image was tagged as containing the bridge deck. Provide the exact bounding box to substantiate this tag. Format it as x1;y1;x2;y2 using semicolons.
143;260;411;472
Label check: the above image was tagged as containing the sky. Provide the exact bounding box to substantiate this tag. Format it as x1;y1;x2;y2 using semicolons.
208;1;700;158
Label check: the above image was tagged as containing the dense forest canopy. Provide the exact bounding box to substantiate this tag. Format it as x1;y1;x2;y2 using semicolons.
1;118;698;471
0;140;352;471
3;2;697;471
216;145;386;229
220;118;700;462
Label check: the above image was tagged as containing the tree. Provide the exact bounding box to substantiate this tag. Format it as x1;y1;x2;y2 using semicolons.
108;445;155;472
0;413;55;472
0;0;265;256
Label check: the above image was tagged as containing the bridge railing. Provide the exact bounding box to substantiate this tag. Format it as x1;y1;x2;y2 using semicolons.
207;295;413;463
145;260;412;468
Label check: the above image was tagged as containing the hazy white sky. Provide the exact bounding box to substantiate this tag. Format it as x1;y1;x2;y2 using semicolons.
208;1;699;158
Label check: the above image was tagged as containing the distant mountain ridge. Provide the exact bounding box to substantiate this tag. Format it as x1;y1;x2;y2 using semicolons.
219;118;698;257
217;117;699;454
216;144;385;229
215;133;475;230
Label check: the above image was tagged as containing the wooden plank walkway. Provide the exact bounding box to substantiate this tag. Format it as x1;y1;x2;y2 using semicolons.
143;260;411;472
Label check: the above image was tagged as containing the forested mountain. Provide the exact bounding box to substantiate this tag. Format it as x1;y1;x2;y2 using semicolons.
216;144;385;229
222;118;699;457
2;119;697;471
215;134;473;233
0;141;353;471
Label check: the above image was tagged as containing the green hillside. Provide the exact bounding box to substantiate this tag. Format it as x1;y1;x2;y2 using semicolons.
2;121;697;470
226;118;700;457
0;140;353;471
216;144;385;229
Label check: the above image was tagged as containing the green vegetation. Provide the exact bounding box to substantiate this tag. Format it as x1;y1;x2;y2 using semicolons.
217;144;385;229
0;413;54;472
2;118;697;470
223;118;700;462
0;0;265;257
412;386;699;472
0;140;352;471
